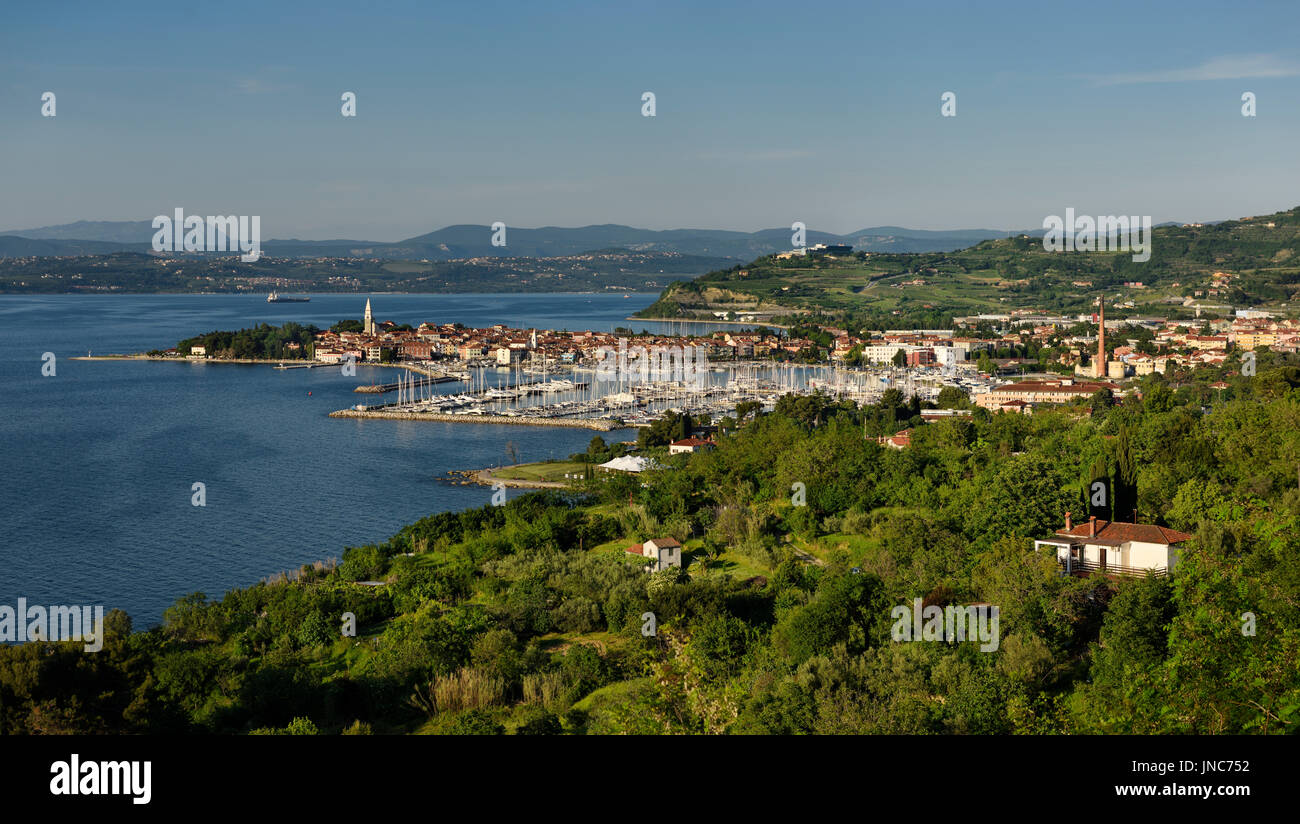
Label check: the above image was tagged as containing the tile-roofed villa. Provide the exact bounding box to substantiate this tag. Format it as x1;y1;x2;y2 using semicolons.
1034;512;1193;577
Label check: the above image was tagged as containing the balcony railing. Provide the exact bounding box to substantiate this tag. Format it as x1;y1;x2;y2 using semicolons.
1058;558;1167;577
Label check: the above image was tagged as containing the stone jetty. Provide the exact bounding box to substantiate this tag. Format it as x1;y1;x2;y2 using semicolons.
328;408;623;431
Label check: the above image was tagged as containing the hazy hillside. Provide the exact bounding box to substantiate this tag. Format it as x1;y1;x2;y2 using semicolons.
0;249;729;294
0;220;1036;260
1;220;158;243
636;207;1300;328
0;236;141;256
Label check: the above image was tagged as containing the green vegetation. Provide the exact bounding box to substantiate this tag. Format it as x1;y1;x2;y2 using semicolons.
637;206;1300;328
3;359;1299;735
171;322;319;360
567;436;629;465
637;411;693;448
493;461;589;483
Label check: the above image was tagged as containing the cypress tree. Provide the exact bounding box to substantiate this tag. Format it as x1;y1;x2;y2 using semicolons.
1085;454;1112;521
1114;426;1138;522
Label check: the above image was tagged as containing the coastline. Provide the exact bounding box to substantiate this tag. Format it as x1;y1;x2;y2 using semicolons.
328;408;623;431
71;355;304;364
446;467;569;489
70;355;445;374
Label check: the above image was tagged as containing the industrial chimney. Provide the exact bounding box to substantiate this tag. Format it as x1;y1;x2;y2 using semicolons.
1096;297;1106;379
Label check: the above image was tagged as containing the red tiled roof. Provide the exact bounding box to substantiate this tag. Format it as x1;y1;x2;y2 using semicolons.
993;379;1118;394
1054;520;1193;546
624;543;643;554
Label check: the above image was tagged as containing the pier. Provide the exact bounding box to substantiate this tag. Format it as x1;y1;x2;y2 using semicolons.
328;408;623;431
354;373;466;393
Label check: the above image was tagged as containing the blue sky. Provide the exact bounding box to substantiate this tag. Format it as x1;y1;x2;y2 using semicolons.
3;0;1299;239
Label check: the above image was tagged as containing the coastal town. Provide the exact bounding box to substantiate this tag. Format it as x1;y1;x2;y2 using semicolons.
127;284;1300;434
7;0;1300;760
216;290;1292;428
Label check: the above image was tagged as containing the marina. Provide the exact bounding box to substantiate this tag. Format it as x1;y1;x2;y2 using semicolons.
333;359;996;428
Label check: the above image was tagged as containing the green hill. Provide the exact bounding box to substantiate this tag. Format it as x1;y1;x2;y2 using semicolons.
636;206;1300;329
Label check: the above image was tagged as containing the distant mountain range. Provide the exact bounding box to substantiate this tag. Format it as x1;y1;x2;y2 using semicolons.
0;220;1047;260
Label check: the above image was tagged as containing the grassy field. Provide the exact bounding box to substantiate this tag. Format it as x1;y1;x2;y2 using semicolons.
570;676;655;714
801;532;877;566
533;629;625;657
491;460;588;482
681;538;773;581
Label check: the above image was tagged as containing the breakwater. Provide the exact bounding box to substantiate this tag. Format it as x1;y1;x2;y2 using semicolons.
354;374;464;393
328;408;623;430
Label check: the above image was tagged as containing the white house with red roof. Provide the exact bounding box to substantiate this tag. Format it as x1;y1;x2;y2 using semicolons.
1034;512;1193;577
669;437;715;454
876;429;912;450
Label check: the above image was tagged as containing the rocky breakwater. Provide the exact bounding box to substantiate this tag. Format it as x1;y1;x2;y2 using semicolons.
328;408;622;431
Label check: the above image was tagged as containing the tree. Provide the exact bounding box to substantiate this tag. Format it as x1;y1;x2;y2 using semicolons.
1085;454;1111;521
1143;383;1174;414
583;435;611;464
1113;426;1138;522
936;386;969;410
962;454;1075;545
735;401;763;422
1089;389;1114;416
638;411;692;448
1166;479;1229;532
296;611;334;648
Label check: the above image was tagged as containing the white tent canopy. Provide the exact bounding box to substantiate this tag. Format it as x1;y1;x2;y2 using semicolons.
597;455;663;473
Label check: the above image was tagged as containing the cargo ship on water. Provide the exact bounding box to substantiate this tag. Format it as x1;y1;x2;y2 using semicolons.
267;292;310;303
